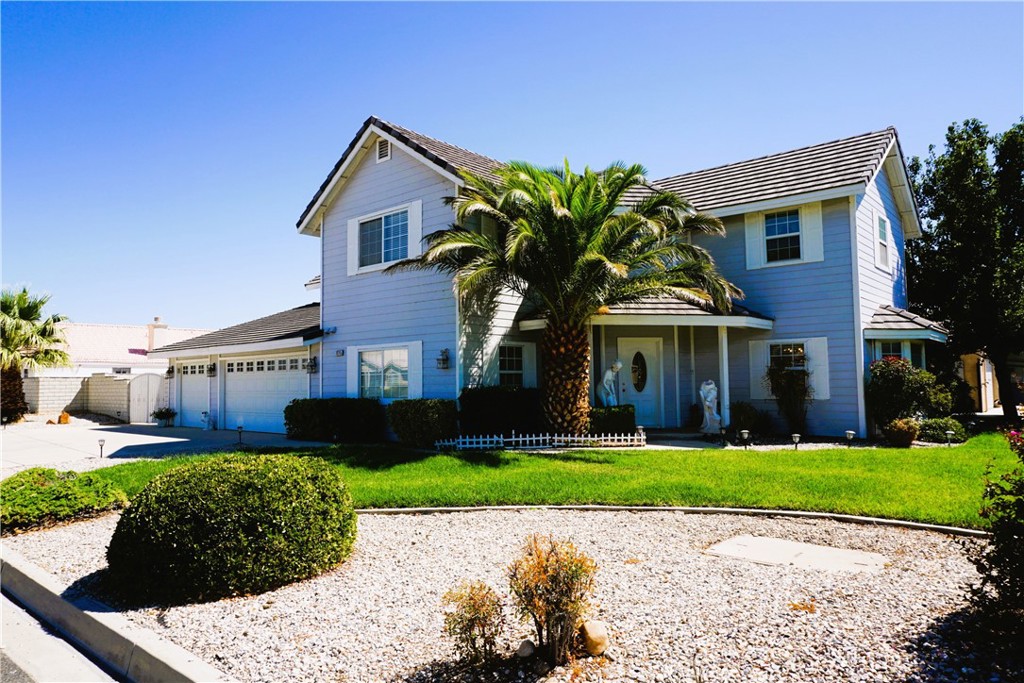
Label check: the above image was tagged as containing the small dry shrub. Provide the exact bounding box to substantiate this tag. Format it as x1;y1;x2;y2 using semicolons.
441;580;505;663
507;534;597;665
883;418;919;447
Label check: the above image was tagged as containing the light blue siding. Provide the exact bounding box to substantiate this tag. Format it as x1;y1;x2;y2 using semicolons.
856;165;908;319
319;138;459;399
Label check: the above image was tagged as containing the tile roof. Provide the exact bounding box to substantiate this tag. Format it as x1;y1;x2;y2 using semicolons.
58;322;210;367
152;303;321;354
297;116;503;230
651;128;897;211
599;296;772;320
866;305;947;333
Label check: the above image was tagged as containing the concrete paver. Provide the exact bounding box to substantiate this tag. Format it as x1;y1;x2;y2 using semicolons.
706;534;889;572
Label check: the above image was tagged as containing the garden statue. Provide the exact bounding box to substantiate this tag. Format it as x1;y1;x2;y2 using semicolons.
699;380;721;433
600;360;623;407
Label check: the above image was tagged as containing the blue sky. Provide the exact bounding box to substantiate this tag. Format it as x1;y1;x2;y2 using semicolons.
3;2;1022;330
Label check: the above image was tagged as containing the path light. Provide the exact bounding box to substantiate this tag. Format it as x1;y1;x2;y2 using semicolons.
98;439;105;458
846;430;856;447
945;430;955;447
720;426;727;447
237;425;244;445
739;429;750;450
792;433;801;450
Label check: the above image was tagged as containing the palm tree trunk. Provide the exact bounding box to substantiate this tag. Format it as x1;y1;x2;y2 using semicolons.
1;366;29;424
540;322;591;434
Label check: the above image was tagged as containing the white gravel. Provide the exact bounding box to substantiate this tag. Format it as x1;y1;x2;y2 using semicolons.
3;510;1004;682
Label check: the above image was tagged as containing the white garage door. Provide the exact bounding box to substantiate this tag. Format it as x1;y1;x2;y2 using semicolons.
224;356;308;434
179;363;209;428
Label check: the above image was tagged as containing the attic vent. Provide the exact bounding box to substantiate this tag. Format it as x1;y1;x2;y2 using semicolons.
376;138;391;162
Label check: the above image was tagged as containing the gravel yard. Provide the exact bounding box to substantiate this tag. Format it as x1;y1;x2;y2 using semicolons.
4;510;1010;683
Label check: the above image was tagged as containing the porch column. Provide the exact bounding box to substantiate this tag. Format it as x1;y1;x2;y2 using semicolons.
718;325;730;427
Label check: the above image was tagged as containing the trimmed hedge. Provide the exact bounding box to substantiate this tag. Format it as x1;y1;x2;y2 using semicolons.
1;468;128;533
106;455;357;603
459;386;544;436
284;398;385;442
589;405;636;434
728;401;775;435
387;399;458;448
918;417;968;444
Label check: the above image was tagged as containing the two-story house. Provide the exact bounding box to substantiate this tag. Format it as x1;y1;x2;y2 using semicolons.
153;116;946;436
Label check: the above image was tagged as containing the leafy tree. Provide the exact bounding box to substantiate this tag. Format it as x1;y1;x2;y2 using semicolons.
1;288;70;423
392;161;740;434
907;119;1024;421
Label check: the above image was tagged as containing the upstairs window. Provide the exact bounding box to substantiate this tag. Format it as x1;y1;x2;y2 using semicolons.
498;345;524;387
359;209;408;267
764;209;801;263
876;215;890;270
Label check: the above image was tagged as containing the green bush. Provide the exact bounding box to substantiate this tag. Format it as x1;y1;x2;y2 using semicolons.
883;418;920;447
764;366;812;434
507;534;597;666
918;417;968;443
441;580;506;663
728;401;775;435
283;398;385;442
459;386;543;435
866;358;949;427
1;468;127;533
106;455;357;603
589;405;636;434
387;399;458;448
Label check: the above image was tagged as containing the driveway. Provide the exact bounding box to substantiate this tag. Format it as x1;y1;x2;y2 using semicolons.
1;421;326;479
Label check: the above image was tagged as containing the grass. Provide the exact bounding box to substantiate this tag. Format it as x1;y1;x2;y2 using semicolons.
91;433;1018;529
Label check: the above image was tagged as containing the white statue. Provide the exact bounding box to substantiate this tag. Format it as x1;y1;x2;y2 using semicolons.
600;360;623;407
699;380;721;433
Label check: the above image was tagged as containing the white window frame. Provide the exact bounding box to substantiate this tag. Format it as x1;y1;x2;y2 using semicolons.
496;342;538;389
749;336;830;400
874;209;891;272
375;137;391;163
347;200;423;276
872;340;925;369
346;340;423;401
744;202;824;270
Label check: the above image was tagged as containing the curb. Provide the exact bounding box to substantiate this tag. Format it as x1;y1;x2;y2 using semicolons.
0;546;234;683
356;504;989;538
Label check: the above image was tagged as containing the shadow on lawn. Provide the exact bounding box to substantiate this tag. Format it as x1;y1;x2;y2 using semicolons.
902;603;1023;682
313;445;520;471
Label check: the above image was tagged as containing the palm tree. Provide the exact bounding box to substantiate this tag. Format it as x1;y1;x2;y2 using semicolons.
392;161;742;434
1;288;70;423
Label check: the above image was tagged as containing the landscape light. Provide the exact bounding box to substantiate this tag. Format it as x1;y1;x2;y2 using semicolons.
945;430;955;447
237;425;244;444
98;439;106;458
739;429;750;450
792;433;801;450
845;430;856;447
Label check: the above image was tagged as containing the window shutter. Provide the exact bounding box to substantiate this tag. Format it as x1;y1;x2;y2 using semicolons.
346;218;360;276
407;341;423;399
345;346;357;397
806;337;830;400
376;138;391;162
801;202;824;263
407;200;423;258
748;340;769;399
744;213;764;270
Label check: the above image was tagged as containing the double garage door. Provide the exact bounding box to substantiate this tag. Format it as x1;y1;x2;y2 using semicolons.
224;356;308;434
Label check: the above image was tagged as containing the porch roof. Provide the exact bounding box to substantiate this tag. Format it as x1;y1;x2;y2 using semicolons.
519;297;774;331
864;305;947;342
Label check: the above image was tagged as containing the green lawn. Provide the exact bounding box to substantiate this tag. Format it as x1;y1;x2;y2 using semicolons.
92;433;1017;529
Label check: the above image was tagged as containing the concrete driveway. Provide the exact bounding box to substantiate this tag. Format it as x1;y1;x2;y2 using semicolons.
1;422;326;479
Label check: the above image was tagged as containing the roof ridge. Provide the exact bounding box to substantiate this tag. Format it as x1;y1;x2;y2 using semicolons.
655;127;895;184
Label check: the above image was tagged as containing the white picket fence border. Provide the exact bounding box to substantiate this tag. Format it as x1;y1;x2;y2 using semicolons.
436;429;646;451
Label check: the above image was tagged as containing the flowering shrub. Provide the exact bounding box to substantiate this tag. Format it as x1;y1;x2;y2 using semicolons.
866;358;944;427
441;580;505;663
970;430;1024;611
507;534;597;665
883;418;920;448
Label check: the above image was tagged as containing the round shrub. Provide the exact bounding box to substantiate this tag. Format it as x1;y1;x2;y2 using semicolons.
883;418;920;448
106;455;357;603
918;417;968;444
1;468;127;533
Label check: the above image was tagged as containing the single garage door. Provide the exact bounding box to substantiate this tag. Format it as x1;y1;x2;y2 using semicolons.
224;356;308;433
179;363;209;428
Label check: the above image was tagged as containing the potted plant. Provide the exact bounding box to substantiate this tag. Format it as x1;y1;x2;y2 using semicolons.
151;407;177;427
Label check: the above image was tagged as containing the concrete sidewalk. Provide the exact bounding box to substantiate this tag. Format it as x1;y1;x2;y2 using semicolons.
1;422;327;479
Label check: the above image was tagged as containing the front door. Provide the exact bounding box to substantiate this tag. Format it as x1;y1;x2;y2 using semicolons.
616;338;663;428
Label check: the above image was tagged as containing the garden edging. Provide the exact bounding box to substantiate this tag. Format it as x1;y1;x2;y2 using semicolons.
356;504;990;538
0;545;234;683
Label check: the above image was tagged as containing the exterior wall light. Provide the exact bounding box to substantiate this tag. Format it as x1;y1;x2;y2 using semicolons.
306;357;319;374
437;348;450;370
166;366;175;378
792;433;801;450
206;363;217;377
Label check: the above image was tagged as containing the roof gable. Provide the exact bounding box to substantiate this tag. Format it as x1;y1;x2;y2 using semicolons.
151;303;321;355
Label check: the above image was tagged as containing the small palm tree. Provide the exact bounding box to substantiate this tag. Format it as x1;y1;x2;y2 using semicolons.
392;161;741;434
1;288;70;423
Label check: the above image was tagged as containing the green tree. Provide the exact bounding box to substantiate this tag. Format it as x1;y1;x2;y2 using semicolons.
907;119;1024;421
1;288;70;423
392;161;741;434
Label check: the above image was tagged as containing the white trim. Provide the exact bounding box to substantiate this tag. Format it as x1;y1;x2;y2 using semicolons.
149;336;319;360
849;196;867;437
873;206;891;272
864;328;947;343
520;315;773;331
345;340;423;400
708;184;865;218
718;326;731;427
744;201;824;270
673;325;681;428
347;200;423;276
749;336;830;401
497;341;538;389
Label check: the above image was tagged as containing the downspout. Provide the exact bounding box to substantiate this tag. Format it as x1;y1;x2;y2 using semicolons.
849;196;868;437
319;212;325;398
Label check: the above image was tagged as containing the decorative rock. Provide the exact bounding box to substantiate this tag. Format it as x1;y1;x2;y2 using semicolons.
581;620;610;656
58;412;71;424
46;419;56;425
516;639;536;658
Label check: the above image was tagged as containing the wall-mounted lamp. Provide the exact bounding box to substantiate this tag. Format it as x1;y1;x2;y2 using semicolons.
206;363;217;377
792;433;801;450
437;348;450;370
166;366;175;378
306;357;319;374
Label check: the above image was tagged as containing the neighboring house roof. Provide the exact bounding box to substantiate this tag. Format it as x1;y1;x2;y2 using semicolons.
58;321;210;367
864;305;948;342
304;274;321;290
297;115;503;234
150;303;322;356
